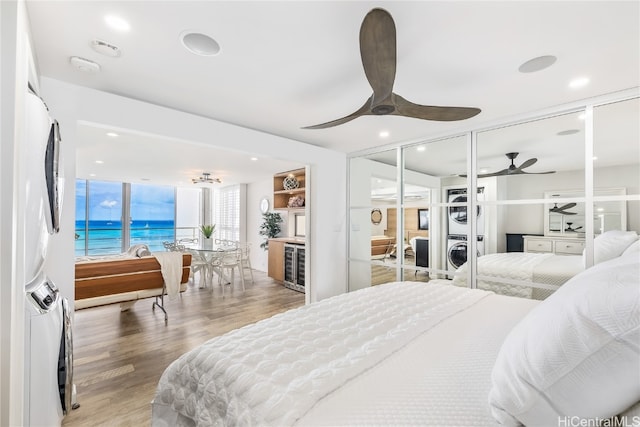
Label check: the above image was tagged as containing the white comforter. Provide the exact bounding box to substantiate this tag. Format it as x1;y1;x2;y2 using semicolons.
152;282;492;426
453;252;583;299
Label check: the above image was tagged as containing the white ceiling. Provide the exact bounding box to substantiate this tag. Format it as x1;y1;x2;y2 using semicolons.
25;1;640;186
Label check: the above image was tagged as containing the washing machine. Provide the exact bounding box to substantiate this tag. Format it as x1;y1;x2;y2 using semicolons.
447;235;485;271
25;273;73;427
447;188;485;236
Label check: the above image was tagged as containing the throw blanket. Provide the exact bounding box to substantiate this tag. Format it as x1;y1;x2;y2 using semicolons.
152;252;183;299
152;282;491;426
453;252;553;298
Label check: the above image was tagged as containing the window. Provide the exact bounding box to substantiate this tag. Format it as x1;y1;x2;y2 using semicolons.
213;185;240;242
130;183;176;252
75;180;198;256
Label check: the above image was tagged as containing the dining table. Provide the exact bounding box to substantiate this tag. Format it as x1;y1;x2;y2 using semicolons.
181;243;236;289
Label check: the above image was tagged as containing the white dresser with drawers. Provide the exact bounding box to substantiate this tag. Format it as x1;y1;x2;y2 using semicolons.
523;235;585;255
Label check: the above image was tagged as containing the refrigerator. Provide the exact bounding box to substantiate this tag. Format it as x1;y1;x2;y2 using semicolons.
23;88;73;426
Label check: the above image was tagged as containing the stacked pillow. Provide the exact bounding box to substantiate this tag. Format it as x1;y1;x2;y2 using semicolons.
590;230;638;265
489;249;640;426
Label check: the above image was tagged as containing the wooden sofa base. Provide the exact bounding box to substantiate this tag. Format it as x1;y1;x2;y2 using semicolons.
75;254;192;310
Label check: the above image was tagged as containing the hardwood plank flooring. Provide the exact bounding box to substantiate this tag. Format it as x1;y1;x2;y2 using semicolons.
63;270;304;427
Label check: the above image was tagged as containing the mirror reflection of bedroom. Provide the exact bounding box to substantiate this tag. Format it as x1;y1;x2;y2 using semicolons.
349;97;639;300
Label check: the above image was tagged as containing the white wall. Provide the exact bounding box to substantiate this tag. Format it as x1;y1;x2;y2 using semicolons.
41;78;347;306
1;0;32;423
246;178;273;272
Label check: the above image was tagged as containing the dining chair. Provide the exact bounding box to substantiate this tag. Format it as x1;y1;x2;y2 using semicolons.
217;248;244;296
238;243;254;284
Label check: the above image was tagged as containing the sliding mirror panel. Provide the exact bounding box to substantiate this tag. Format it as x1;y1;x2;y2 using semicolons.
403;135;467;284
592;97;640;264
349;148;400;290
474;111;585;299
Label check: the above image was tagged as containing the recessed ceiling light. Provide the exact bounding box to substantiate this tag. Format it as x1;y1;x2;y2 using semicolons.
557;129;580;136
106;132;119;137
578;113;586;120
569;77;590;89
593;156;598;161
69;56;100;73
95;160;104;164
141;178;150;181
416;146;426;152
91;39;121;57
105;15;130;32
518;55;557;73
180;31;220;56
250;157;258;161
597;207;604;212
379;131;389;138
89;173;96;177
479;168;489;174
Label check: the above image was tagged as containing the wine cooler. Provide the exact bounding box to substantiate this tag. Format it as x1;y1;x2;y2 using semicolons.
283;243;305;293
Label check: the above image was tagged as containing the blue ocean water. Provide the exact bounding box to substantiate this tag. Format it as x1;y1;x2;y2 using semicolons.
75;220;176;256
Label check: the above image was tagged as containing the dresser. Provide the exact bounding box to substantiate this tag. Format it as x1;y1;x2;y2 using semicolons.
523;235;585;256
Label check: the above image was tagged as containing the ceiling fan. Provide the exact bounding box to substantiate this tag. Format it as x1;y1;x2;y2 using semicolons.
550;202;577;215
460;152;555;178
565;222;582;232
303;8;481;130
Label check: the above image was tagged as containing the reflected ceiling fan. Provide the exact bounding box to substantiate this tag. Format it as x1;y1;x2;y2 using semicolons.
565;222;582;232
550;202;577;215
302;8;481;129
460;152;555;178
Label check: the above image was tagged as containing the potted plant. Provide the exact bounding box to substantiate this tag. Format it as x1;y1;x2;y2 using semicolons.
259;212;283;250
200;224;216;249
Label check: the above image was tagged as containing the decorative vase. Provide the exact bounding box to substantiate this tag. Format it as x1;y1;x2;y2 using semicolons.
283;174;299;190
203;238;213;249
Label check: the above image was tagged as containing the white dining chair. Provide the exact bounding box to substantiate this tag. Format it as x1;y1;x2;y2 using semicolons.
238;243;254;284
217;248;244;296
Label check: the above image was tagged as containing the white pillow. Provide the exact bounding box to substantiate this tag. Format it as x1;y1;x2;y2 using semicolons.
623;239;640;256
593;230;638;264
488;253;640;426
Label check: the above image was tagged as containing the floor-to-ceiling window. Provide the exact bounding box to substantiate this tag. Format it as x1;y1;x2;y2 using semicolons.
75;180;124;256
76;180;183;256
130;183;176;252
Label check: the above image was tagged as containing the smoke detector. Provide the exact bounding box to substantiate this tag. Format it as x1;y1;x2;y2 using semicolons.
69;56;101;73
91;39;121;57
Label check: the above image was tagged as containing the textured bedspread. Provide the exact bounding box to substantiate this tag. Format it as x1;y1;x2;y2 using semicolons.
152;282;491;426
452;252;582;299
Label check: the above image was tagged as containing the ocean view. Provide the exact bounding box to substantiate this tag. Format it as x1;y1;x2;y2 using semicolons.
75;219;190;256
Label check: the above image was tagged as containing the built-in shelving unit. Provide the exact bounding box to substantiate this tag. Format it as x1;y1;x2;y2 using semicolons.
273;168;306;210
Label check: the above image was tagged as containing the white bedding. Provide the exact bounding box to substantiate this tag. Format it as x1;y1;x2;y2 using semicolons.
453;252;584;299
152;281;532;426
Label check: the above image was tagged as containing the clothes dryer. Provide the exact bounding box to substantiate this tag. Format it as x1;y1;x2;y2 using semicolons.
447;188;485;236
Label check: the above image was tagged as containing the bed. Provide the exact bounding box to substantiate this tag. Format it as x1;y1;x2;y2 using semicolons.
451;251;585;299
452;230;640;300
152;241;640;426
74;252;192;311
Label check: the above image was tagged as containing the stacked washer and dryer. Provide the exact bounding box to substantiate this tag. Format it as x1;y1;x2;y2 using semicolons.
23;88;73;426
446;187;485;272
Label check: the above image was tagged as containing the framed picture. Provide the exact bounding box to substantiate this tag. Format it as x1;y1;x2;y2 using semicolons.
418;209;429;230
295;213;306;237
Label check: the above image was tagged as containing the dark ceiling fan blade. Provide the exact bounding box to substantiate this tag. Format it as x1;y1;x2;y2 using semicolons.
516;158;537;170
360;8;396;105
521;170;556;175
302;97;372;129
392;93;482;121
560;203;577;210
459;168;509;178
560;211;577;215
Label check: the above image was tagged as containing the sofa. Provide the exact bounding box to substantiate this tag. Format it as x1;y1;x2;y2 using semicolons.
74;253;192;309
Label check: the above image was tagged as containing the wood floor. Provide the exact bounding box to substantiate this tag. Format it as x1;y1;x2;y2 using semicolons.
63;270;305;427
